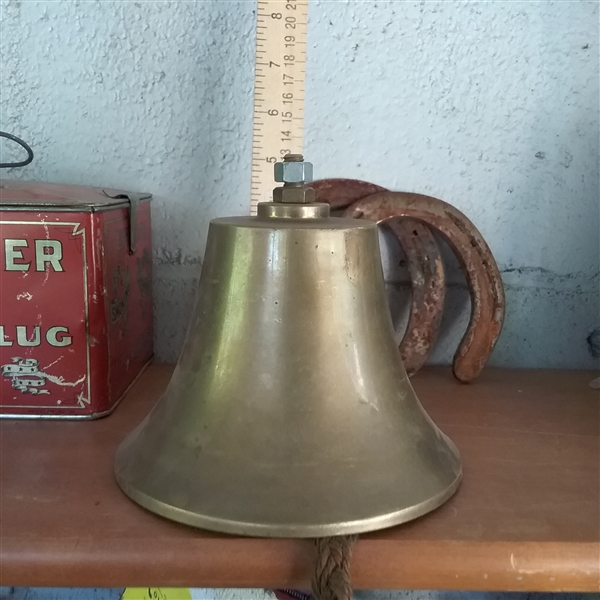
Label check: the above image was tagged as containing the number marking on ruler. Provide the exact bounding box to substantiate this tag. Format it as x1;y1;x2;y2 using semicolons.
250;0;309;214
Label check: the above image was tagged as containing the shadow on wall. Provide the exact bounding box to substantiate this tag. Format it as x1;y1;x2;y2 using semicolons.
381;226;599;371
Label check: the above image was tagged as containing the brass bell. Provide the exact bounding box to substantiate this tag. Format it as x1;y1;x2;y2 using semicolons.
115;155;462;537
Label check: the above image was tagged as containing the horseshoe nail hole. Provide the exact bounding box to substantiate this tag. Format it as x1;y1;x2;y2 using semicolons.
412;230;418;236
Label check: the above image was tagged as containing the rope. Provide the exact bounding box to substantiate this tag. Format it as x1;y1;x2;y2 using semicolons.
311;535;358;600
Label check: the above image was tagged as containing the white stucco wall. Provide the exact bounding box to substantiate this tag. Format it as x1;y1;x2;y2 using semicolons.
1;0;598;369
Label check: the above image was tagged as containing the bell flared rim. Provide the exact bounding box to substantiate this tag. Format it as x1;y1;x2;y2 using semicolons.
114;466;462;538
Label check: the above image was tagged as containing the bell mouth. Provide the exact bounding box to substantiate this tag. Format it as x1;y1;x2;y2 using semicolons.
115;462;462;538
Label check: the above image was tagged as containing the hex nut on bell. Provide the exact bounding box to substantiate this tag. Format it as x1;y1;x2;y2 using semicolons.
273;186;316;204
274;161;314;183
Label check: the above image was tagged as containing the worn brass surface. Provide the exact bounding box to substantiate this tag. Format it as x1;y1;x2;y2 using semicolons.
257;201;329;220
115;210;462;537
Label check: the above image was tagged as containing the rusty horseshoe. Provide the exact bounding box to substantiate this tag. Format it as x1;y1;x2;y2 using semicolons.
312;179;446;376
344;191;505;383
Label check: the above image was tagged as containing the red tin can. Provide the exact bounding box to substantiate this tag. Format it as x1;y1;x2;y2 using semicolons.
0;180;153;418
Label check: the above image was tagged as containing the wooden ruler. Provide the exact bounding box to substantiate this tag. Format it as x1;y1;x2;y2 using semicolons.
250;0;309;214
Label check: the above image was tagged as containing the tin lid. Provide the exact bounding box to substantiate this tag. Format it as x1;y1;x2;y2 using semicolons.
0;179;152;212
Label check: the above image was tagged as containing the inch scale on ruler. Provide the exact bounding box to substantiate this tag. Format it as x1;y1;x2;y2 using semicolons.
251;0;309;215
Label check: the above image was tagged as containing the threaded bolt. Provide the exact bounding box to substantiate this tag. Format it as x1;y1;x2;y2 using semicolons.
283;153;304;163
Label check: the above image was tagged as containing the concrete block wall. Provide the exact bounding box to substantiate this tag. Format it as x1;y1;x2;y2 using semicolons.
1;0;598;369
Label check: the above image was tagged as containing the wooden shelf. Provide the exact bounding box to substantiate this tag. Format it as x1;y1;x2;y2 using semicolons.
1;365;598;591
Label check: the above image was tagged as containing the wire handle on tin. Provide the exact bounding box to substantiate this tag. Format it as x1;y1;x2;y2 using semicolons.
0;131;34;168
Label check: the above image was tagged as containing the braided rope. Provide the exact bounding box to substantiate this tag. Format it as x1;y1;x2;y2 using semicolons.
311;535;358;600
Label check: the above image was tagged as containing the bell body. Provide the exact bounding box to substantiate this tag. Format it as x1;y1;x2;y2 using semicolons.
115;213;462;537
